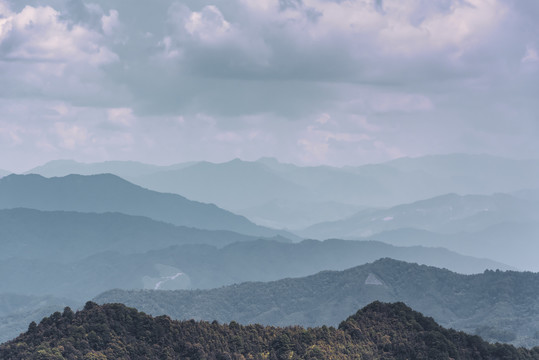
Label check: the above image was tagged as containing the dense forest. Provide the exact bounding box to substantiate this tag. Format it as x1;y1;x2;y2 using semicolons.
95;258;539;347
2;301;539;359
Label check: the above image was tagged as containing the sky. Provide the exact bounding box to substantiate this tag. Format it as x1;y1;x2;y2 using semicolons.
0;0;538;172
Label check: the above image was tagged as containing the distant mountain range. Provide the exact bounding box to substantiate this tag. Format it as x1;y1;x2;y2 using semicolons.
0;294;76;344
0;239;510;300
300;192;539;238
26;159;194;179
0;169;10;178
25;154;539;229
2;301;537;359
0;208;269;262
369;223;539;271
95;258;539;347
0;174;295;239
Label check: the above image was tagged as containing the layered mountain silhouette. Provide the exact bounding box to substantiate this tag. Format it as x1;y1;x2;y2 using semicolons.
2;301;538;359
26;159;194;179
300;193;539;239
0;208;261;262
0;294;76;344
0;174;295;238
370;223;539;271
0;239;510;299
95;258;539;347
26;154;539;229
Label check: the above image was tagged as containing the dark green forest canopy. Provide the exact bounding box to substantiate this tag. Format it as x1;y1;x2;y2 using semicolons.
2;301;539;360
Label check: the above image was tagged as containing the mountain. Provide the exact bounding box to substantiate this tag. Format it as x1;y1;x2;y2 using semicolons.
136;159;311;210
368;222;539;271
0;169;10;178
0;208;260;262
95;258;539;347
24;154;539;230
0;174;295;238
2;301;538;359
25;159;194;179
0;294;74;319
0;239;511;300
300;192;539;239
0;294;77;344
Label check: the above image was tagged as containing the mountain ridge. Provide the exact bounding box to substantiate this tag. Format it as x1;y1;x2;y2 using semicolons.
94;258;538;346
0;173;295;239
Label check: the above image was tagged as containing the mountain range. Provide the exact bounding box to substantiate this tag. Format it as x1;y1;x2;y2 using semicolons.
0;208;263;262
95;258;539;347
300;193;539;239
2;301;538;359
0;174;295;239
370;223;539;271
0;239;509;301
25;154;539;229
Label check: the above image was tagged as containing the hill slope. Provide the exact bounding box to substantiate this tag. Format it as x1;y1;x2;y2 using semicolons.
94;258;539;347
0;174;294;238
300;192;539;239
370;223;539;271
0;239;510;299
26;154;539;229
0;208;259;262
2;301;538;359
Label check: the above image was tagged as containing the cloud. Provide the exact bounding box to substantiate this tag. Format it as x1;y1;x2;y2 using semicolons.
0;4;117;64
1;0;539;171
522;45;539;63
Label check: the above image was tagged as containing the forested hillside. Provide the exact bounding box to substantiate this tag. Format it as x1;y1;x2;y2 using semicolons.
2;301;538;360
95;258;539;347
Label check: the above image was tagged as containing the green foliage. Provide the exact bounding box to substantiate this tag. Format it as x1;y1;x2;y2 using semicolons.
95;258;539;347
2;301;539;360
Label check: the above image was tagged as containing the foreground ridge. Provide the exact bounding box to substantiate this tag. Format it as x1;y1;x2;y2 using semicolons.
1;301;538;360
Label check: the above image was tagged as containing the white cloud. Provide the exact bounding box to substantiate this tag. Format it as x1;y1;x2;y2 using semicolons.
0;5;117;65
54;122;89;150
102;9;120;36
107;107;134;127
0;0;538;171
184;5;232;44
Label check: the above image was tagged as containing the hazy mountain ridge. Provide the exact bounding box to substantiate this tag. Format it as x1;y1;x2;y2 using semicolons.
301;192;539;239
0;208;262;262
95;258;539;347
3;301;538;359
0;173;295;239
25;154;539;229
369;222;539;271
0;239;510;299
25;159;194;179
0;294;77;344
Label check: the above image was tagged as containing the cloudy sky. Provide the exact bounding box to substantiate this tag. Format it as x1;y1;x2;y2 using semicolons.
0;0;538;172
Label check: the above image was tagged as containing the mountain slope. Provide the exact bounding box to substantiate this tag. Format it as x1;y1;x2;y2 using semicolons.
95;258;539;347
0;208;259;262
2;301;538;359
300;192;539;239
26;159;194;179
0;239;510;300
136;159;311;210
370;223;539;271
0;174;294;238
0;294;77;344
